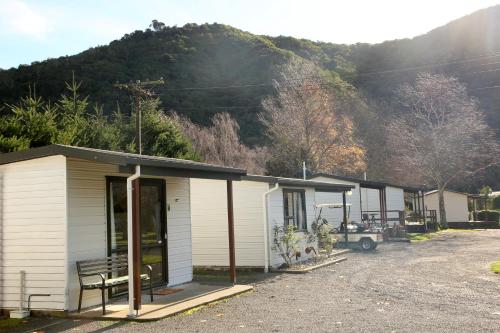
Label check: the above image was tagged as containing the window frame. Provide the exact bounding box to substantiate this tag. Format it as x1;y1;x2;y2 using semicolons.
282;188;307;231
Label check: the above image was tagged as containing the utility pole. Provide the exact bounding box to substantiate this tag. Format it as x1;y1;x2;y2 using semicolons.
114;79;164;154
113;79;163;316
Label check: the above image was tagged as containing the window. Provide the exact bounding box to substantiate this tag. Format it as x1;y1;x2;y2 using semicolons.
283;189;307;230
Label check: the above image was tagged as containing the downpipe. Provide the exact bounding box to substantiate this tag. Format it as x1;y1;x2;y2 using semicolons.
127;165;141;317
262;183;279;273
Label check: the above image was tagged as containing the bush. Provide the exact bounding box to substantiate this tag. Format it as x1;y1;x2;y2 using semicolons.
307;217;334;255
492;196;500;210
477;210;500;222
272;225;302;266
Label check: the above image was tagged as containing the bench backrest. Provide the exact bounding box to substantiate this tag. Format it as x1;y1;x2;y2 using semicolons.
76;255;129;284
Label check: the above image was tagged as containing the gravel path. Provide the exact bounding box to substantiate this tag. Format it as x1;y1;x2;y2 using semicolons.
12;229;500;332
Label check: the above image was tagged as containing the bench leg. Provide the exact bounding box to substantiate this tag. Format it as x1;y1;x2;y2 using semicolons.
150;279;153;302
101;288;106;315
77;287;83;313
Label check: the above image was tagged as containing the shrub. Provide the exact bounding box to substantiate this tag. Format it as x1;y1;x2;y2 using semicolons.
476;210;500;222
492;196;500;210
307;217;334;255
272;225;302;266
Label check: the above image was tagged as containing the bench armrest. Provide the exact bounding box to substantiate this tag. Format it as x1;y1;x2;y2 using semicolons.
144;264;153;277
79;273;106;287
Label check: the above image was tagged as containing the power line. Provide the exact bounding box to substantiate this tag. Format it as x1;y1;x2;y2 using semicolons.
345;51;500;78
150;51;500;93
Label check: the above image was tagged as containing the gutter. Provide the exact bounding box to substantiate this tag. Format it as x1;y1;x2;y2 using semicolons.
262;183;279;273
127;165;141;317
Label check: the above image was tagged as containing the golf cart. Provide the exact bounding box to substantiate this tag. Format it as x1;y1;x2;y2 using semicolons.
315;203;383;251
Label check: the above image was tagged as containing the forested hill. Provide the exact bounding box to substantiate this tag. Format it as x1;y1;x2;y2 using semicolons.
1;5;500;145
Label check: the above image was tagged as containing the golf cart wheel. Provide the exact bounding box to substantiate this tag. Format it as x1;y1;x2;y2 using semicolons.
359;238;375;251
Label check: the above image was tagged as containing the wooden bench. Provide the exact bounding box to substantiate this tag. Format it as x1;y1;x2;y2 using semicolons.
76;254;153;314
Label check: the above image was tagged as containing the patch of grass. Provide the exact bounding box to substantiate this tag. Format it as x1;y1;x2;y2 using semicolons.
408;228;478;243
0;318;24;330
490;262;500;274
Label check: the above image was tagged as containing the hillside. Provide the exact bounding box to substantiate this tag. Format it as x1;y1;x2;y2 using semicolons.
0;6;499;185
0;24;317;145
348;5;500;132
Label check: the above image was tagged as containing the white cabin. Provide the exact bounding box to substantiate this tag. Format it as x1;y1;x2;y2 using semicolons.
424;190;469;223
309;174;408;227
190;175;353;270
0;145;245;312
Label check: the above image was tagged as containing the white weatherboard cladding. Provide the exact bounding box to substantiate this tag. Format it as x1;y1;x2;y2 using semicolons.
425;191;469;223
165;177;192;286
268;187;317;268
190;179;267;267
386;187;405;211
190;179;229;266
66;158;193;311
385;186;405;224
311;176;362;225
0;155;67;310
360;187;380;212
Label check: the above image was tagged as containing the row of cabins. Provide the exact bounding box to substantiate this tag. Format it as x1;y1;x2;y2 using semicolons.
0;145;455;314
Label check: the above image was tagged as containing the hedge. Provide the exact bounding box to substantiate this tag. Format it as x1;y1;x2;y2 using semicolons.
493;196;500;210
448;221;500;229
476;210;500;222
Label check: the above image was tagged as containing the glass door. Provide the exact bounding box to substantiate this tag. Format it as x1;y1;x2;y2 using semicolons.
107;177;167;295
140;179;167;286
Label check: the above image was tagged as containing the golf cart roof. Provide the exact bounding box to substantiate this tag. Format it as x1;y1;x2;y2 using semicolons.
315;203;352;208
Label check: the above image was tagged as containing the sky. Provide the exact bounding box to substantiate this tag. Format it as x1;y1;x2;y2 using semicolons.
0;0;499;69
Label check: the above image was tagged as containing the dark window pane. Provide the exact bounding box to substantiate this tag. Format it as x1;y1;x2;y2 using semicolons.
283;190;307;230
110;182;127;251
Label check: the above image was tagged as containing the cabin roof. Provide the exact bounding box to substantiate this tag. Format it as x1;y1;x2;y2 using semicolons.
308;172;424;192
0;145;246;180
243;174;354;192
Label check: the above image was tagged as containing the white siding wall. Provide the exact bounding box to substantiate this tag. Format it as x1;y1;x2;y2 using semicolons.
66;158;117;311
425;191;469;223
311;176;362;225
386;187;405;211
166;177;192;286
233;181;267;267
190;179;229;266
65;158;193;310
360;188;380;212
385;186;405;226
0;156;67;310
268;187;317;268
190;179;267;267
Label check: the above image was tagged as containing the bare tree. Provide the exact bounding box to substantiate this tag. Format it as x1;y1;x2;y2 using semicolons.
387;73;499;227
260;60;366;177
172;112;268;174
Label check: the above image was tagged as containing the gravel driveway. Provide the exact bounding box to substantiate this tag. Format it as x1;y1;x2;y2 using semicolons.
12;229;500;332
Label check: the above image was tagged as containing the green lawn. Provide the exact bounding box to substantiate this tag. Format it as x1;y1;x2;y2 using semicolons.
490;262;500;274
408;229;477;243
0;318;24;332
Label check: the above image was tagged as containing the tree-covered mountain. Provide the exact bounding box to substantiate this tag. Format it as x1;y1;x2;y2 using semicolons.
0;23;304;145
0;5;499;188
2;6;500;140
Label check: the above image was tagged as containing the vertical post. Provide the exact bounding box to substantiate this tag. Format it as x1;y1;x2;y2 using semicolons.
417;192;422;217
343;191;348;244
19;270;25;311
227;180;236;284
421;190;426;226
132;178;142;312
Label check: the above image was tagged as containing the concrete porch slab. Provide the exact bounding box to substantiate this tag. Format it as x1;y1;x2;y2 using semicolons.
70;283;253;321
